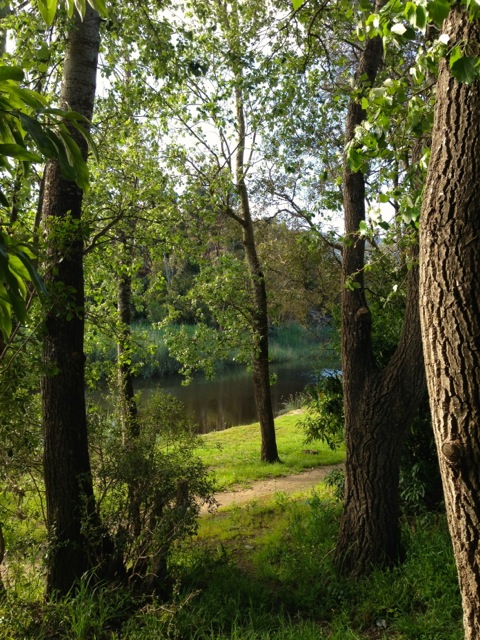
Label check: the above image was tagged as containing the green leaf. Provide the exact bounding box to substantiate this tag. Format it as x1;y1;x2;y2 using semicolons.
74;0;87;18
57;128;90;189
14;248;47;301
48;131;79;182
18;114;58;157
450;55;478;84
8;85;47;110
0;188;9;207
347;146;368;173
37;0;58;26
88;0;108;16
0;143;42;162
0;299;12;339
0;65;24;82
65;0;75;17
8;254;31;283
291;0;305;9
428;0;450;26
414;5;427;31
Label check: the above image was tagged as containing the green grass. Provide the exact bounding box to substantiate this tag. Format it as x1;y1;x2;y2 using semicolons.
196;410;345;490
0;411;463;640
86;321;339;380
268;323;338;366
167;499;462;640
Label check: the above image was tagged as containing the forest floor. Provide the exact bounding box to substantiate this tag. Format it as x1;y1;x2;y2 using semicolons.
202;463;343;513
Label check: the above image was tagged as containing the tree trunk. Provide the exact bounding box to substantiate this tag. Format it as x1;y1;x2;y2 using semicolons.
116;232;142;537
335;5;425;574
117;240;139;441
419;8;480;638
235;84;279;464
41;6;103;597
243;217;279;463
225;0;279;463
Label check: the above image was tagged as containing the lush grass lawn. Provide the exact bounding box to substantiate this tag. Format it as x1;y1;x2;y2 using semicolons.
196;411;345;490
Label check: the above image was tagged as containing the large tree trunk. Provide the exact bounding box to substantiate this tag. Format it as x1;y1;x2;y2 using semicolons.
419;8;480;639
335;4;425;574
41;6;103;597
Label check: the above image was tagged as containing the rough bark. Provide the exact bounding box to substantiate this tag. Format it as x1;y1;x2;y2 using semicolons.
41;7;104;597
419;8;480;639
335;4;426;575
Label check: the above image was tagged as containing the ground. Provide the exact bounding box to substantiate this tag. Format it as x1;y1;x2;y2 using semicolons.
202;464;343;513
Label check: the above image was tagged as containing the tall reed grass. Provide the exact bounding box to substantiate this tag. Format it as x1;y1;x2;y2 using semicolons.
86;322;339;380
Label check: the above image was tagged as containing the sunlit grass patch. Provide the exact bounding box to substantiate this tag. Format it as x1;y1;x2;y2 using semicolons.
196;411;345;490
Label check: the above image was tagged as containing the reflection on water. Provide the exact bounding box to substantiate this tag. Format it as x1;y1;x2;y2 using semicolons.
134;363;318;433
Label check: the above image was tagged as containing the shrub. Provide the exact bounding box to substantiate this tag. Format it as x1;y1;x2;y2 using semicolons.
88;391;216;596
299;373;344;451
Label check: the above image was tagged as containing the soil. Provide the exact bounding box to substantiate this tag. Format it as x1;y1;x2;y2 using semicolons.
202;464;344;514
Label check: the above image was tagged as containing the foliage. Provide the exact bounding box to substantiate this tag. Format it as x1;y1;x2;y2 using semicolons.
0;432;461;639
324;467;346;502
399;399;443;515
299;373;344;451
0;61;98;338
37;0;108;25
88;391;216;594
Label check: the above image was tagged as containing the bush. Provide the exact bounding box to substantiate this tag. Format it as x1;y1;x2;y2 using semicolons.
88;391;216;596
299;373;344;451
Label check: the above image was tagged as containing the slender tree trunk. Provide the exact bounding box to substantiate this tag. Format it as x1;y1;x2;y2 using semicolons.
242;217;279;462
335;3;425;574
235;81;279;464
215;0;279;463
116;231;142;537
419;8;480;638
41;7;103;597
117;238;139;441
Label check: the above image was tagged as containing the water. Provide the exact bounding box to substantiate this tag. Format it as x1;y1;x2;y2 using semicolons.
134;362;318;433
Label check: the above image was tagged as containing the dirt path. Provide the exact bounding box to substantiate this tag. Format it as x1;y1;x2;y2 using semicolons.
203;464;343;513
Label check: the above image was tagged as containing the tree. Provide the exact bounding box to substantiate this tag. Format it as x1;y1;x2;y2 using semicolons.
333;0;426;575
147;0;285;462
419;5;480;639
40;5;110;596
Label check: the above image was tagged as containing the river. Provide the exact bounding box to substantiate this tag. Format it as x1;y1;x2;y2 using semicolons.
133;362;321;433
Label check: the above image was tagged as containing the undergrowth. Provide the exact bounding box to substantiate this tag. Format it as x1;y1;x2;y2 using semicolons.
0;489;462;639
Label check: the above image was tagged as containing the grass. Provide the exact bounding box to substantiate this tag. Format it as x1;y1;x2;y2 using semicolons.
268;323;338;366
196;410;345;490
0;412;463;640
86;321;339;380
